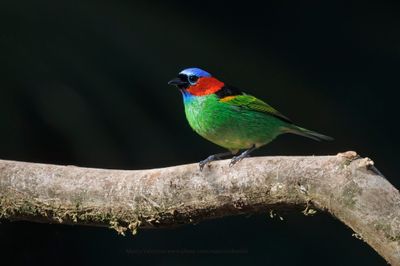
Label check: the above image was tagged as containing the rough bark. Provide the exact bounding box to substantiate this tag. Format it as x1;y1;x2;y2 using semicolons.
0;151;398;264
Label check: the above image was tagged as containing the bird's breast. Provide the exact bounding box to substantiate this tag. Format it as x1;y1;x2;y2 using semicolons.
183;94;219;135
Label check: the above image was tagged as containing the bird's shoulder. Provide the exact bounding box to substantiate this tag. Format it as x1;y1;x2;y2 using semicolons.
216;85;292;123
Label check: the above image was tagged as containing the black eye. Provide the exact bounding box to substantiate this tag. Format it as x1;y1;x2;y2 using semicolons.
188;75;198;84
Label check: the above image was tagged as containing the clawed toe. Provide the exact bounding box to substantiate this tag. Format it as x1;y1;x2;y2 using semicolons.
229;145;256;167
229;156;243;167
198;151;234;171
199;160;209;171
229;158;237;167
199;155;216;171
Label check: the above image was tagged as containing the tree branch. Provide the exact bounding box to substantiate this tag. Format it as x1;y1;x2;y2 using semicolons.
0;151;399;264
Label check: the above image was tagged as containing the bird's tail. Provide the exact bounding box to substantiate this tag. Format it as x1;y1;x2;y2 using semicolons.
283;125;334;142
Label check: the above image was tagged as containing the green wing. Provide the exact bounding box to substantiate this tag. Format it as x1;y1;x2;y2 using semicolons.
220;94;292;123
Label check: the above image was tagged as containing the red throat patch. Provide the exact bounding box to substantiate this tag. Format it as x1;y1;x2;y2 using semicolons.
187;77;225;96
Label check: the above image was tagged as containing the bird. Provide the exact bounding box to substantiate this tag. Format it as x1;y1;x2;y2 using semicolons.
168;67;333;170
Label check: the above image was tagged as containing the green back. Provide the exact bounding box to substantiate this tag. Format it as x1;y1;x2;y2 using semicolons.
220;94;292;123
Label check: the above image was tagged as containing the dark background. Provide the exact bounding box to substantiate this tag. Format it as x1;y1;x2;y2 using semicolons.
0;0;398;265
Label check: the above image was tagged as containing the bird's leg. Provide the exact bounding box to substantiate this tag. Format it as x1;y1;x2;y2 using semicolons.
199;151;234;171
229;145;257;167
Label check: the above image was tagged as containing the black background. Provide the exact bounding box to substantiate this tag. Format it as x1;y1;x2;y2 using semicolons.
0;0;398;265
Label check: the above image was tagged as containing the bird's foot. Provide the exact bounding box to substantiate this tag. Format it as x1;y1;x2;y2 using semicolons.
229;145;257;167
199;155;217;171
199;151;234;171
229;154;250;167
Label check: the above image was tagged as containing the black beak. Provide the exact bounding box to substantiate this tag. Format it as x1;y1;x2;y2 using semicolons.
168;77;188;87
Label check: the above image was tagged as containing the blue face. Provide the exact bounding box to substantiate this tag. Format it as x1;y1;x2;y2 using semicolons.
178;68;212;103
168;68;212;103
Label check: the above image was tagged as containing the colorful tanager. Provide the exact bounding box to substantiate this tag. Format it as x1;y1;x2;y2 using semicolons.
168;67;332;170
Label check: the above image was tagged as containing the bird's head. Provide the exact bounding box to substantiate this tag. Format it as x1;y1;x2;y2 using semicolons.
168;67;225;96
